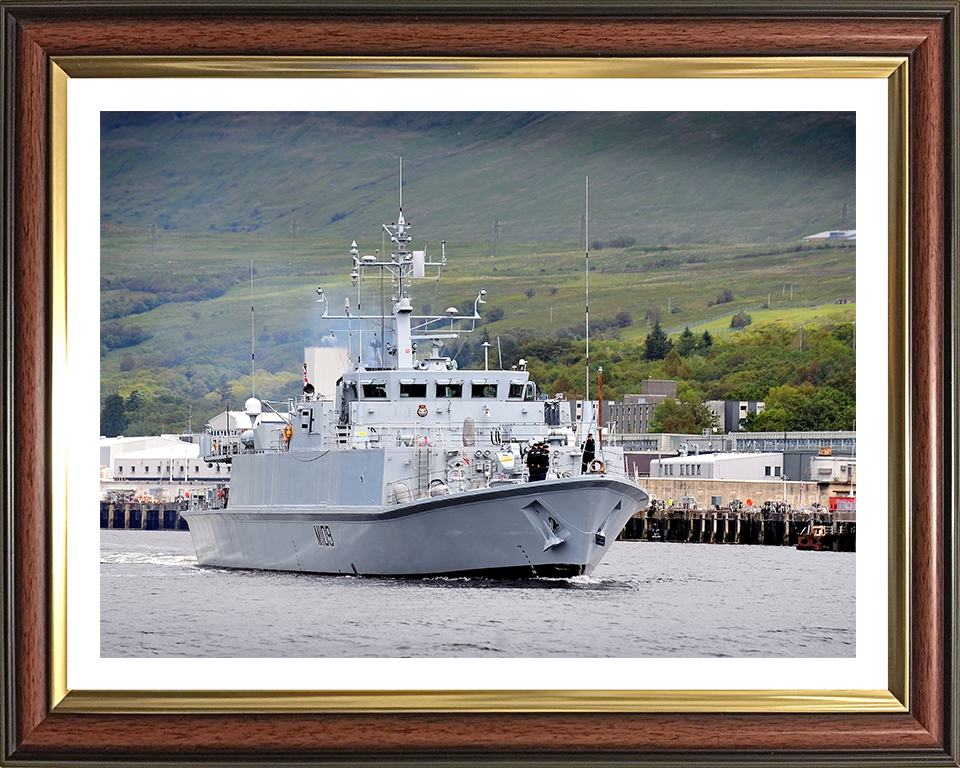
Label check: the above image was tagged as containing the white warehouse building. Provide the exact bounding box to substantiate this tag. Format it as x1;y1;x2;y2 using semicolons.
100;434;232;500
650;451;785;481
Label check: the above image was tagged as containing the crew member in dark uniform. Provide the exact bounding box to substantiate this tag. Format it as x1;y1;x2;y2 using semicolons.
581;433;596;474
536;442;550;481
526;441;549;481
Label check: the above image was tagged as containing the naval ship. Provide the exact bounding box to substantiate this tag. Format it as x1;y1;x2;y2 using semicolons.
184;196;648;577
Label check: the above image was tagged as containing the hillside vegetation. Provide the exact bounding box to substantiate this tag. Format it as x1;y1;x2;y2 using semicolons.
102;111;854;243
100;111;856;435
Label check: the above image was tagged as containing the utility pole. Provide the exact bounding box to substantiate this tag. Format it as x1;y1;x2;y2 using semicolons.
493;220;502;257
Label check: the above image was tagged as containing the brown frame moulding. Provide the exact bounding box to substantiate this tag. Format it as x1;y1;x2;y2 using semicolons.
1;2;958;766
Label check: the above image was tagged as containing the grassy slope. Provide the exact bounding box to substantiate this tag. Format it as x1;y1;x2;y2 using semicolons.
101;111;856;424
100;229;854;374
101;111;855;243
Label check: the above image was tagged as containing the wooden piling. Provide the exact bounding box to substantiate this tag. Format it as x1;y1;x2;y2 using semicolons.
100;501;190;530
620;504;854;550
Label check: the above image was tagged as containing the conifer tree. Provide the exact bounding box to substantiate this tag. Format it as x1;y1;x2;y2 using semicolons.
642;321;673;361
675;326;697;356
100;393;127;437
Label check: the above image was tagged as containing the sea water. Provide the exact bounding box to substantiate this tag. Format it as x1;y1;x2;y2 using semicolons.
100;529;854;658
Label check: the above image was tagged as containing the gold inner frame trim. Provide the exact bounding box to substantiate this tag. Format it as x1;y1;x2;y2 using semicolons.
52;55;909;715
50;62;69;709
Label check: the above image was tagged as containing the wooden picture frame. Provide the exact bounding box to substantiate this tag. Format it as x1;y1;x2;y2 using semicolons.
2;2;957;765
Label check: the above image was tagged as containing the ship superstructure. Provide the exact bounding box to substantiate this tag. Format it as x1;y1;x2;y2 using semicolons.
184;188;648;577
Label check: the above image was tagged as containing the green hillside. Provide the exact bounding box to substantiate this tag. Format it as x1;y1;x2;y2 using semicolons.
100;111;856;435
101;111;855;243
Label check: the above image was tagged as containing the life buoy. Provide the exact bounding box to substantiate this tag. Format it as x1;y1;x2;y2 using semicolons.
589;459;605;473
416;435;430;446
417;404;428;417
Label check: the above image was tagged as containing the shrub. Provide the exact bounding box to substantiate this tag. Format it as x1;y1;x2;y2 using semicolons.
485;307;505;323
716;288;735;305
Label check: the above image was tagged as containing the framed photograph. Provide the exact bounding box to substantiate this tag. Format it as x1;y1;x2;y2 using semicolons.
2;2;957;766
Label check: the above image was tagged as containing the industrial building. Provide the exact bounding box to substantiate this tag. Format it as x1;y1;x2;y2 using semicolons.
99;407;286;501
595;379;677;434
801;229;857;241
99;434;227;501
706;399;765;432
650;451;785;482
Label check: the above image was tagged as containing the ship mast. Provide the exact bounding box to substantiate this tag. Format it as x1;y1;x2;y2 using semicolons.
316;161;484;373
382;163;416;369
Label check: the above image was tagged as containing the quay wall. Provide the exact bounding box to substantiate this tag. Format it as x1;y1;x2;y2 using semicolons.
640;478;856;510
626;479;856;551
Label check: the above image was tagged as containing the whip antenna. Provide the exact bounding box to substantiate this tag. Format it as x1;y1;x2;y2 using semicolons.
250;259;255;397
584;177;590;427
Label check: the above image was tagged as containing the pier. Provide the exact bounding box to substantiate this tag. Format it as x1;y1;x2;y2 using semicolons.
99;492;855;551
100;501;190;531
620;502;855;551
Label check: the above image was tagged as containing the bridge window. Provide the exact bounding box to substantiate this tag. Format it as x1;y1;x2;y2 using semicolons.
400;383;427;398
436;383;462;398
362;383;387;398
471;384;498;398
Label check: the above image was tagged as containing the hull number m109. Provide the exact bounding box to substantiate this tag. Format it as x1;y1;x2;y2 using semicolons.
314;524;335;547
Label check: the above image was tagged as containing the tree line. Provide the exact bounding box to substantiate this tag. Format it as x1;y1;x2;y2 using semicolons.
100;268;250;321
101;316;855;436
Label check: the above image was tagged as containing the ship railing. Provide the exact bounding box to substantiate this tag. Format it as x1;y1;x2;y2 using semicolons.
384;448;635;506
323;420;581;450
201;432;243;462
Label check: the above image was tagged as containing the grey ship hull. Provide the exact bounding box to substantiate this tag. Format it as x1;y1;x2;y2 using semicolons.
183;476;647;577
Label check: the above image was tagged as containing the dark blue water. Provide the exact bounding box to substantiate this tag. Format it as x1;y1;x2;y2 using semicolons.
100;530;854;658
